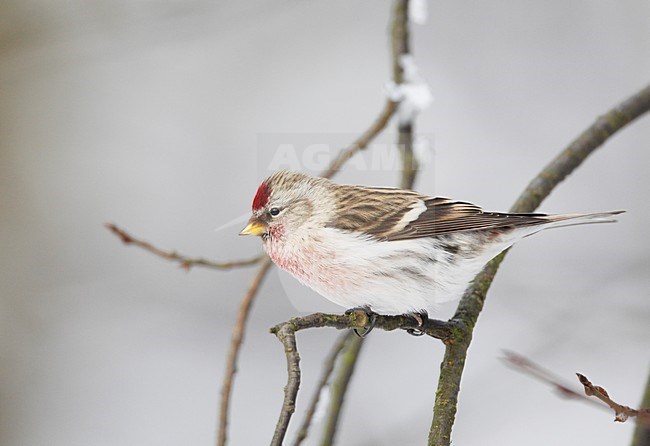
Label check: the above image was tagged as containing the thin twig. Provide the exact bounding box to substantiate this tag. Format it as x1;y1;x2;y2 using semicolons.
428;82;650;446
391;0;409;84
399;122;417;190
503;351;650;426
577;373;650;424
292;332;352;446
320;334;365;445
391;0;418;191
501;351;604;408
105;223;262;270
271;322;302;446
217;257;273;446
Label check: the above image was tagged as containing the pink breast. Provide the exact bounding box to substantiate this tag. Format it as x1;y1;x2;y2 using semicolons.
265;237;347;290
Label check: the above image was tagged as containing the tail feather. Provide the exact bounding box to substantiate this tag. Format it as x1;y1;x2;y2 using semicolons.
543;210;625;230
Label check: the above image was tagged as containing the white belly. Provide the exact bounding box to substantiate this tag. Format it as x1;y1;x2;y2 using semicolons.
265;227;525;315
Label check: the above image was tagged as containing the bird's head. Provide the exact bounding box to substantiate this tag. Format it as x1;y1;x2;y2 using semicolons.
239;171;331;241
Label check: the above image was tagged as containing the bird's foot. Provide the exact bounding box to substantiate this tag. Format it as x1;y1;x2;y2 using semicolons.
406;310;428;337
345;306;377;338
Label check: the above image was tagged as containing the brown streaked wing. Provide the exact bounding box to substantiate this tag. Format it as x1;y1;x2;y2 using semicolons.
384;198;550;241
326;185;424;238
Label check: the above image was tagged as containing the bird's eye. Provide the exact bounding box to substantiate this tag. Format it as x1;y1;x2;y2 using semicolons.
269;207;281;217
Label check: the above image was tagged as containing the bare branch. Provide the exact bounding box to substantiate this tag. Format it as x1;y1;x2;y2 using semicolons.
271;321;302;446
398;122;417;190
503;351;650;427
319;334;365;445
292;332;351;446
429;82;650;446
577;373;650;424
391;0;418;191
502;351;604;408
269;311;451;445
105;223;262;271
390;0;410;84
217;257;273;446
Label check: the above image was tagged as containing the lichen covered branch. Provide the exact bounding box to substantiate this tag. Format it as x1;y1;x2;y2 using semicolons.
270;311;452;340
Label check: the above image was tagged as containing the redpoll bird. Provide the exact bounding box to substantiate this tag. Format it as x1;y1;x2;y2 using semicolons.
240;171;622;330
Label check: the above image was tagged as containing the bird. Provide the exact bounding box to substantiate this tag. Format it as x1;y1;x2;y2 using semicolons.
240;171;622;335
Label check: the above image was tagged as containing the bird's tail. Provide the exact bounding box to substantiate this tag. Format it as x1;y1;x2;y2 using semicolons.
542;210;625;230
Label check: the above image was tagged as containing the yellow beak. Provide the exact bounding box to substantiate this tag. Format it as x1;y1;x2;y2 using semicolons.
239;219;267;236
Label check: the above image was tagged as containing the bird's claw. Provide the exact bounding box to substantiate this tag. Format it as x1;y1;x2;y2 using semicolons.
406;310;428;337
345;307;377;338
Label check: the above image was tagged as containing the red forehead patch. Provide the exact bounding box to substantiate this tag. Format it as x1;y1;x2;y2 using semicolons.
252;182;270;211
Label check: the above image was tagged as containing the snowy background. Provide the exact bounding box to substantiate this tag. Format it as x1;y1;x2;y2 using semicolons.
1;1;649;445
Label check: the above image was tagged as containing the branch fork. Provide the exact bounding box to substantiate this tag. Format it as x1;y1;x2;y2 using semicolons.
268;311;451;445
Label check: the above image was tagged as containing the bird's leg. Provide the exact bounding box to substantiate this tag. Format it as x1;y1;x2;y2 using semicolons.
406;309;428;336
345;306;377;338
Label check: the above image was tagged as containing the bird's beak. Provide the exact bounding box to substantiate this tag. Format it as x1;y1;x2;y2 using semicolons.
239;218;267;236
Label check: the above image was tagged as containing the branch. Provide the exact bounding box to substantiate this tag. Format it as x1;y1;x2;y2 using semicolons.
502;350;605;409
270;311;452;340
292;332;351;446
391;0;418;191
271;320;302;446
577;373;650;424
105;223;262;271
320;334;365;445
429;82;650;446
217;257;273;446
503;351;650;427
269;312;451;445
398;122;417;190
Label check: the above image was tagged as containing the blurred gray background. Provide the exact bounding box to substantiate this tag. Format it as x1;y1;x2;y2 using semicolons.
2;1;649;445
